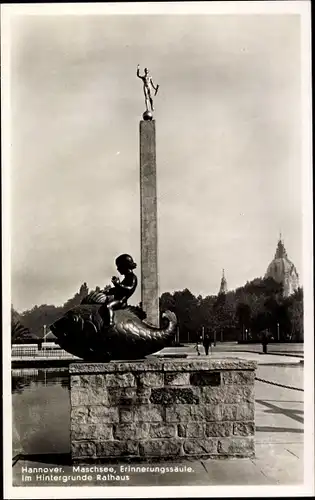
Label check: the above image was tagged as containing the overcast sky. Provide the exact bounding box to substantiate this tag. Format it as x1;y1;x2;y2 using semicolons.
9;12;303;312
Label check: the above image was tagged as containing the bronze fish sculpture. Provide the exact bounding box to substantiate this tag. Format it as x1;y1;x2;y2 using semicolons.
50;291;177;361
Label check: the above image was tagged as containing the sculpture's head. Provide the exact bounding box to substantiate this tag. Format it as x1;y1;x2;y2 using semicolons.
115;254;137;274
144;68;149;75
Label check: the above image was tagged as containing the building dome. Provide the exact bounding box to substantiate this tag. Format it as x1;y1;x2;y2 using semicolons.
265;238;299;297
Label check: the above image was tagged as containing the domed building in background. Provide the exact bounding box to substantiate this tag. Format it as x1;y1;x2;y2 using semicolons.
265;236;299;297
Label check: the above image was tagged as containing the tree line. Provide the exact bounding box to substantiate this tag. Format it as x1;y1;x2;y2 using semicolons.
160;277;303;343
11;282;89;343
11;277;303;344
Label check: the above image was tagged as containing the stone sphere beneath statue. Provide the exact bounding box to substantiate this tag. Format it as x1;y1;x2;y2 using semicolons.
143;110;153;121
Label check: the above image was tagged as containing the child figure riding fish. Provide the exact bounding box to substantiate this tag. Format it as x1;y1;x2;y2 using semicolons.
102;254;138;326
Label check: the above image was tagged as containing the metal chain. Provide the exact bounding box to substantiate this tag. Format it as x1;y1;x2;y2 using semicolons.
255;377;304;392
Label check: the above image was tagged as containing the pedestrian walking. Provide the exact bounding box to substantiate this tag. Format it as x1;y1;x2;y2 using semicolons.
203;333;211;355
195;334;201;356
194;342;201;356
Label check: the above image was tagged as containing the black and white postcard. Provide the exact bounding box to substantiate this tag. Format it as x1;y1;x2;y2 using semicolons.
2;1;313;498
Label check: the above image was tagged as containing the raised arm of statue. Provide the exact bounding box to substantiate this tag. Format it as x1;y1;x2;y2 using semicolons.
136;64;142;79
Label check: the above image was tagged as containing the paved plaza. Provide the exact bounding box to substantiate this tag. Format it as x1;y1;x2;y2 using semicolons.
12;344;306;489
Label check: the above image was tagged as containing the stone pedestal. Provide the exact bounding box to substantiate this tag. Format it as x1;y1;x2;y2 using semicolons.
140;120;159;327
70;358;256;462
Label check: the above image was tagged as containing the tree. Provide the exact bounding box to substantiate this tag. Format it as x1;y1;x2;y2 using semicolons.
160;289;202;342
160;292;175;313
288;288;303;341
11;305;21;324
236;302;251;339
11;306;36;344
212;292;236;341
20;304;64;338
198;295;217;336
173;289;202;342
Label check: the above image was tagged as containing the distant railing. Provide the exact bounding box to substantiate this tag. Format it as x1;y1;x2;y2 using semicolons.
12;347;37;356
11;347;77;359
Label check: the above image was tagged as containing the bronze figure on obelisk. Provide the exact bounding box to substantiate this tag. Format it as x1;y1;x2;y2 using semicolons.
137;65;159;120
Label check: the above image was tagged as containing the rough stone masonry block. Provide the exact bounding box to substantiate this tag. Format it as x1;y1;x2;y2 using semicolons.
165;405;221;422
71;374;105;388
104;373;136;387
134;405;164;422
71;386;108;406
120;408;134;423
218;437;255;457
87;406;119;424
70;375;81;387
139;439;182;457
72;441;96;459
149;423;177;438
201;385;254;405
150;387;199;405
190;372;221;386
96;441;139;457
205;422;233;437
72;423;113;441
233;422;255;436
70;361;164;374
220;403;255;421
162;359;256;372
121;405;164;423
138;372;164;387
221;371;255;385
183;439;218;455
114;423;149;440
108;387;151;406
164;372;190;386
163;360;215;372
178;423;206;438
71;374;108;406
71;406;89;425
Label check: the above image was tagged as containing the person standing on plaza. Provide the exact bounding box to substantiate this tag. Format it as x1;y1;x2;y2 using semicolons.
261;329;269;354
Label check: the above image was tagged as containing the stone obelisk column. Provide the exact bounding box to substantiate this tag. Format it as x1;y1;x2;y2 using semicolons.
140;118;159;327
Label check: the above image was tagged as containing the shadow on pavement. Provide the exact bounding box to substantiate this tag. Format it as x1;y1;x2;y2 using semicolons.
261;400;303;403
256;399;304;424
256;426;303;433
13;453;72;466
